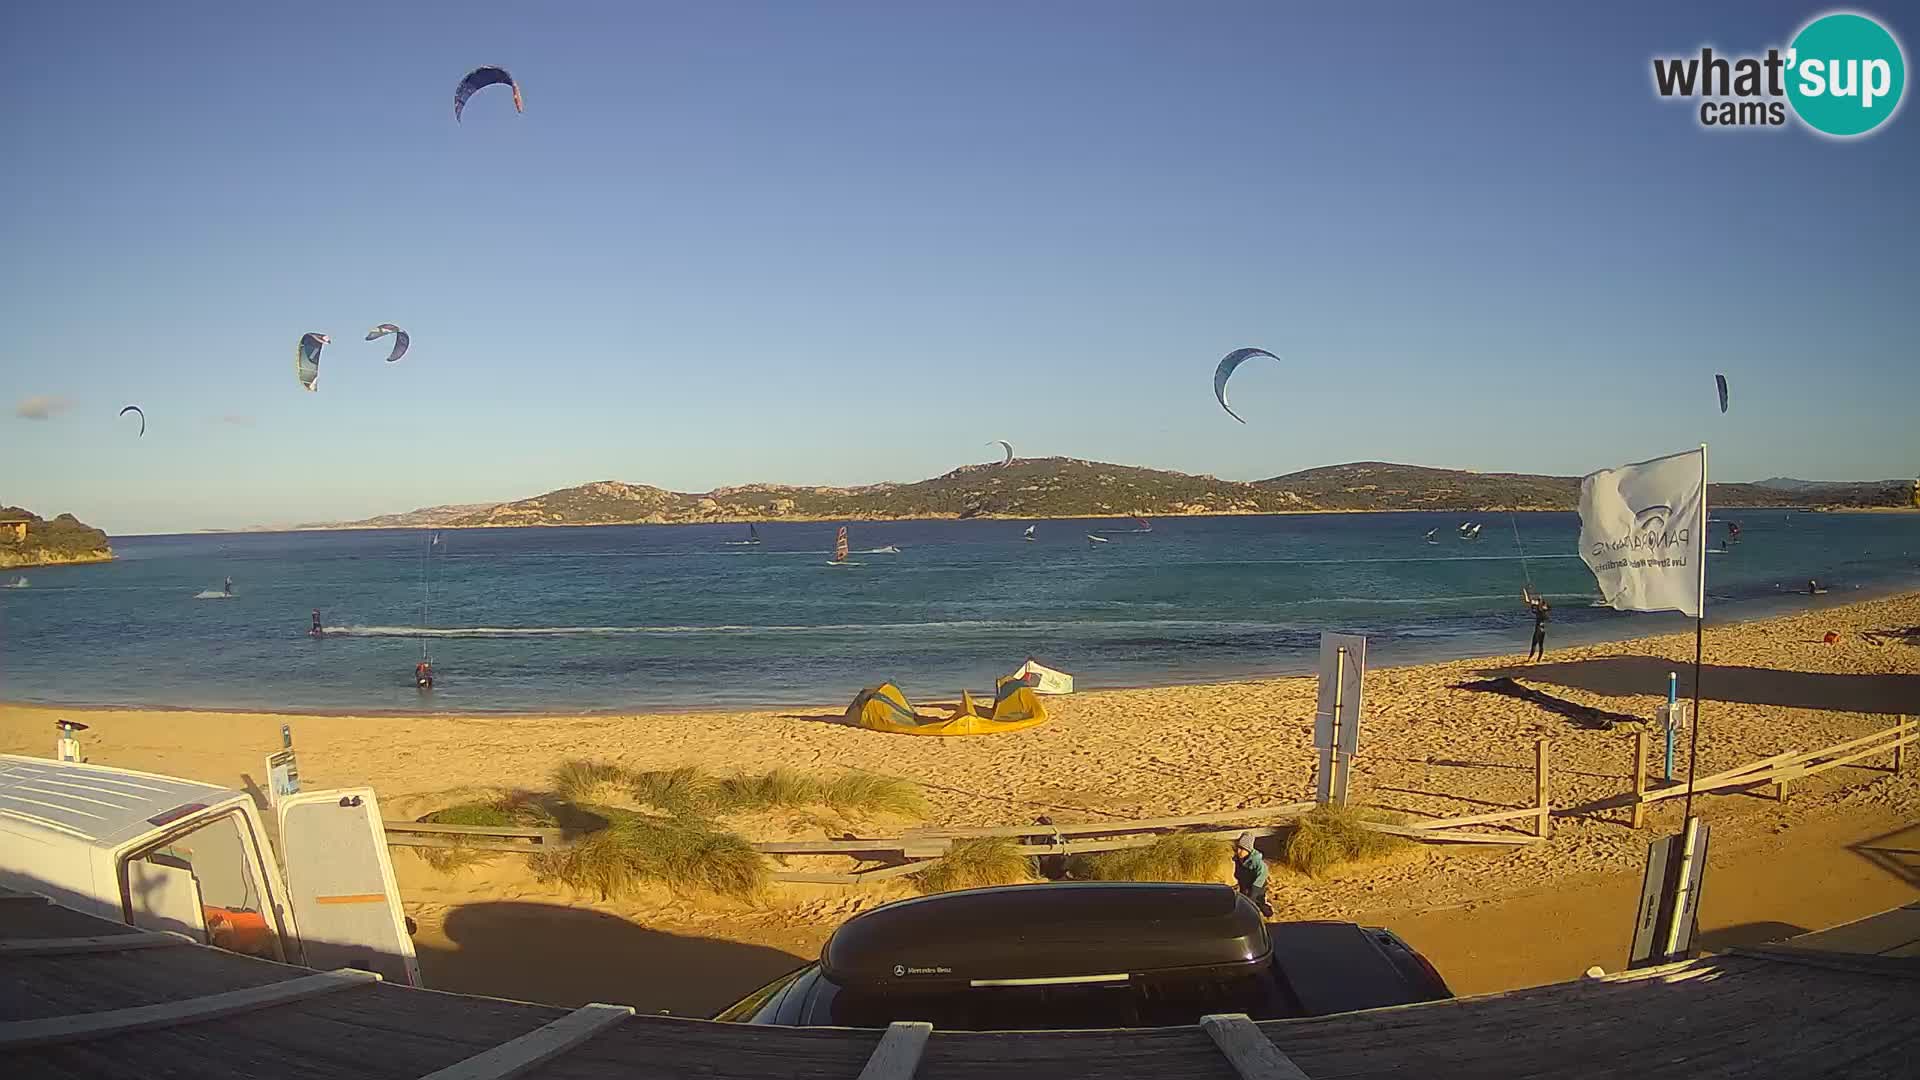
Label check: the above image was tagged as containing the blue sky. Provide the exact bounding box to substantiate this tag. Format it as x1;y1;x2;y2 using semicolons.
3;1;1915;534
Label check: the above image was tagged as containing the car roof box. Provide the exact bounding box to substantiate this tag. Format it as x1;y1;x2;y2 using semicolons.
821;883;1270;988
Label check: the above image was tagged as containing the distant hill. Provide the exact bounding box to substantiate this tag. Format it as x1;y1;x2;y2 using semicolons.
0;506;113;568
290;503;495;531
280;459;1916;531
1258;462;1916;512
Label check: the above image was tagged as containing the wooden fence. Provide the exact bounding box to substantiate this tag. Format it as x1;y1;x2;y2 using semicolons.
1628;718;1913;828
381;743;1556;886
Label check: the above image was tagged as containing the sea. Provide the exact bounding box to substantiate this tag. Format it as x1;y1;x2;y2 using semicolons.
3;512;1916;714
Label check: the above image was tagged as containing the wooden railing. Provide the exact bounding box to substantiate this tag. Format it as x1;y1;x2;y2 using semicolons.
1628;718;1913;828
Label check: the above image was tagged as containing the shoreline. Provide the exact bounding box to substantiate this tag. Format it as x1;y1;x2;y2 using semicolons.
152;504;1918;539
9;581;1914;719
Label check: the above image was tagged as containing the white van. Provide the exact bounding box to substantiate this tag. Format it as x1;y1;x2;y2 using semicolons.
0;754;419;986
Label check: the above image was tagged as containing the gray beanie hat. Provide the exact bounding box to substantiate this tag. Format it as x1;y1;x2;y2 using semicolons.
1235;831;1258;851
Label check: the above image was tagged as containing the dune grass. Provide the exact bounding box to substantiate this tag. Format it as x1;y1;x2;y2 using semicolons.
912;837;1036;894
1280;805;1412;878
823;772;929;817
551;760;633;807
533;808;767;900
414;796;557;874
1069;833;1230;883
629;766;719;816
620;763;927;819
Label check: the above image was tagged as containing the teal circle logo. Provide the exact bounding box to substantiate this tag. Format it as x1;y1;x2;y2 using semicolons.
1787;12;1906;137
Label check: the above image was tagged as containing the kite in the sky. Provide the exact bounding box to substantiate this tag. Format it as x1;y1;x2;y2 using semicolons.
1715;373;1729;414
118;404;145;437
989;439;1014;467
1212;347;1281;424
366;324;410;363
296;333;329;392
454;66;523;122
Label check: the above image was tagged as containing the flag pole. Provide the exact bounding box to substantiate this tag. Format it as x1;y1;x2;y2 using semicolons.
1682;443;1707;822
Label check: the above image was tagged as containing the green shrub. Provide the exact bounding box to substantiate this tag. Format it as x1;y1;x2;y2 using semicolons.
1069;833;1229;883
912;838;1036;894
1280;806;1411;878
823;772;929;817
534;808;767;900
413;796;556;874
630;766;721;816
551;760;632;806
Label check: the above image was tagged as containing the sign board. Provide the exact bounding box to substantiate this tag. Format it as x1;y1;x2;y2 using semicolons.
1313;633;1367;805
1629;818;1710;968
1659;701;1690;733
266;749;301;806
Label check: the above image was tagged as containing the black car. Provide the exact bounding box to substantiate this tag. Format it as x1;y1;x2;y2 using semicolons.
715;882;1451;1030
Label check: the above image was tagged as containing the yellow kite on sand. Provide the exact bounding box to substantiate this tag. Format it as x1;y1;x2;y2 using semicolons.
847;679;1049;736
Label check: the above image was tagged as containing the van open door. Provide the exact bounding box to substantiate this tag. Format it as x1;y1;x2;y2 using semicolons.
126;855;209;943
276;788;420;986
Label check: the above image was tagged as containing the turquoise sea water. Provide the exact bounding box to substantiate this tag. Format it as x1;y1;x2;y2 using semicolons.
2;512;1915;713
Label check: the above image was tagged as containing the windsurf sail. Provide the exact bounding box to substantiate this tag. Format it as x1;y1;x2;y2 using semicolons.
1023;525;1036;541
833;526;849;563
749;524;760;544
1132;516;1153;533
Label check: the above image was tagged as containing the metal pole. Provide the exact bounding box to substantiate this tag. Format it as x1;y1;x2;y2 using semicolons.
1665;671;1677;782
1332;647;1348;807
1682;444;1708;822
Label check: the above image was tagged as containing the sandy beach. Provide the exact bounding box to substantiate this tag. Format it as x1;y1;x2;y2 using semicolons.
4;592;1916;1013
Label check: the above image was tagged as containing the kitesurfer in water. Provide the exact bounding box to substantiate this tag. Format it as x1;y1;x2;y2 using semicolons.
310;610;323;637
1524;591;1551;661
415;660;434;689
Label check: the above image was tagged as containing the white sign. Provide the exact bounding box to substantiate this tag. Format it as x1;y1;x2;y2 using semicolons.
1578;446;1706;618
266;749;301;805
1659;701;1690;733
1314;633;1366;805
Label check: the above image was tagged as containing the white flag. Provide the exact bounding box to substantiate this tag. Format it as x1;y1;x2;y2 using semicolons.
1578;447;1706;618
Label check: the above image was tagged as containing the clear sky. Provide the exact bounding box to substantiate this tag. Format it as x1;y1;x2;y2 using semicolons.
3;1;1915;534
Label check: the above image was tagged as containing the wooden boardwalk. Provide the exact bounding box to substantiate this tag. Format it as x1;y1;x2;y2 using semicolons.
2;887;1916;1079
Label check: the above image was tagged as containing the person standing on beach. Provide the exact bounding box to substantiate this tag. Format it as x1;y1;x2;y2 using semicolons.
1232;833;1272;917
1525;593;1551;661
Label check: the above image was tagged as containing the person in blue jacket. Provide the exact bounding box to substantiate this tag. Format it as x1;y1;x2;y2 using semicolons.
1233;832;1272;917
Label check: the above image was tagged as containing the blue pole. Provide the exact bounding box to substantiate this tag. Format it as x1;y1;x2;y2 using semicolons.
1665;671;1678;781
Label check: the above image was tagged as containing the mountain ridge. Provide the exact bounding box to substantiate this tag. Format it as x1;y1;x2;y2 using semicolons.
266;459;1919;531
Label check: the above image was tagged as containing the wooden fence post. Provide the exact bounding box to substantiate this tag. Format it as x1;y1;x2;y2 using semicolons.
1895;718;1909;775
1631;729;1648;830
1535;738;1552;839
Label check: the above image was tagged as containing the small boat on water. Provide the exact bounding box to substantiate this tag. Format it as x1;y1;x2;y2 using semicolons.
1023;525;1036;543
1131;516;1153;533
2;577;26;589
725;524;763;546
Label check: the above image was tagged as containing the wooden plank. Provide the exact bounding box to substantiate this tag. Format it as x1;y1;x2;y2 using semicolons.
0;891;49;904
1631;729;1648;829
1729;945;1920;981
383;822;568;839
387;836;573;853
1536;737;1552;839
752;839;917;855
905;802;1317;842
0;931;193;957
855;1020;933;1080
1398;806;1545;832
1758;723;1912;772
1358;823;1537;846
1771;730;1919;784
417;1002;634;1080
1688;748;1805;787
772;861;931;885
0;967;381;1050
1199;1013;1312;1080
